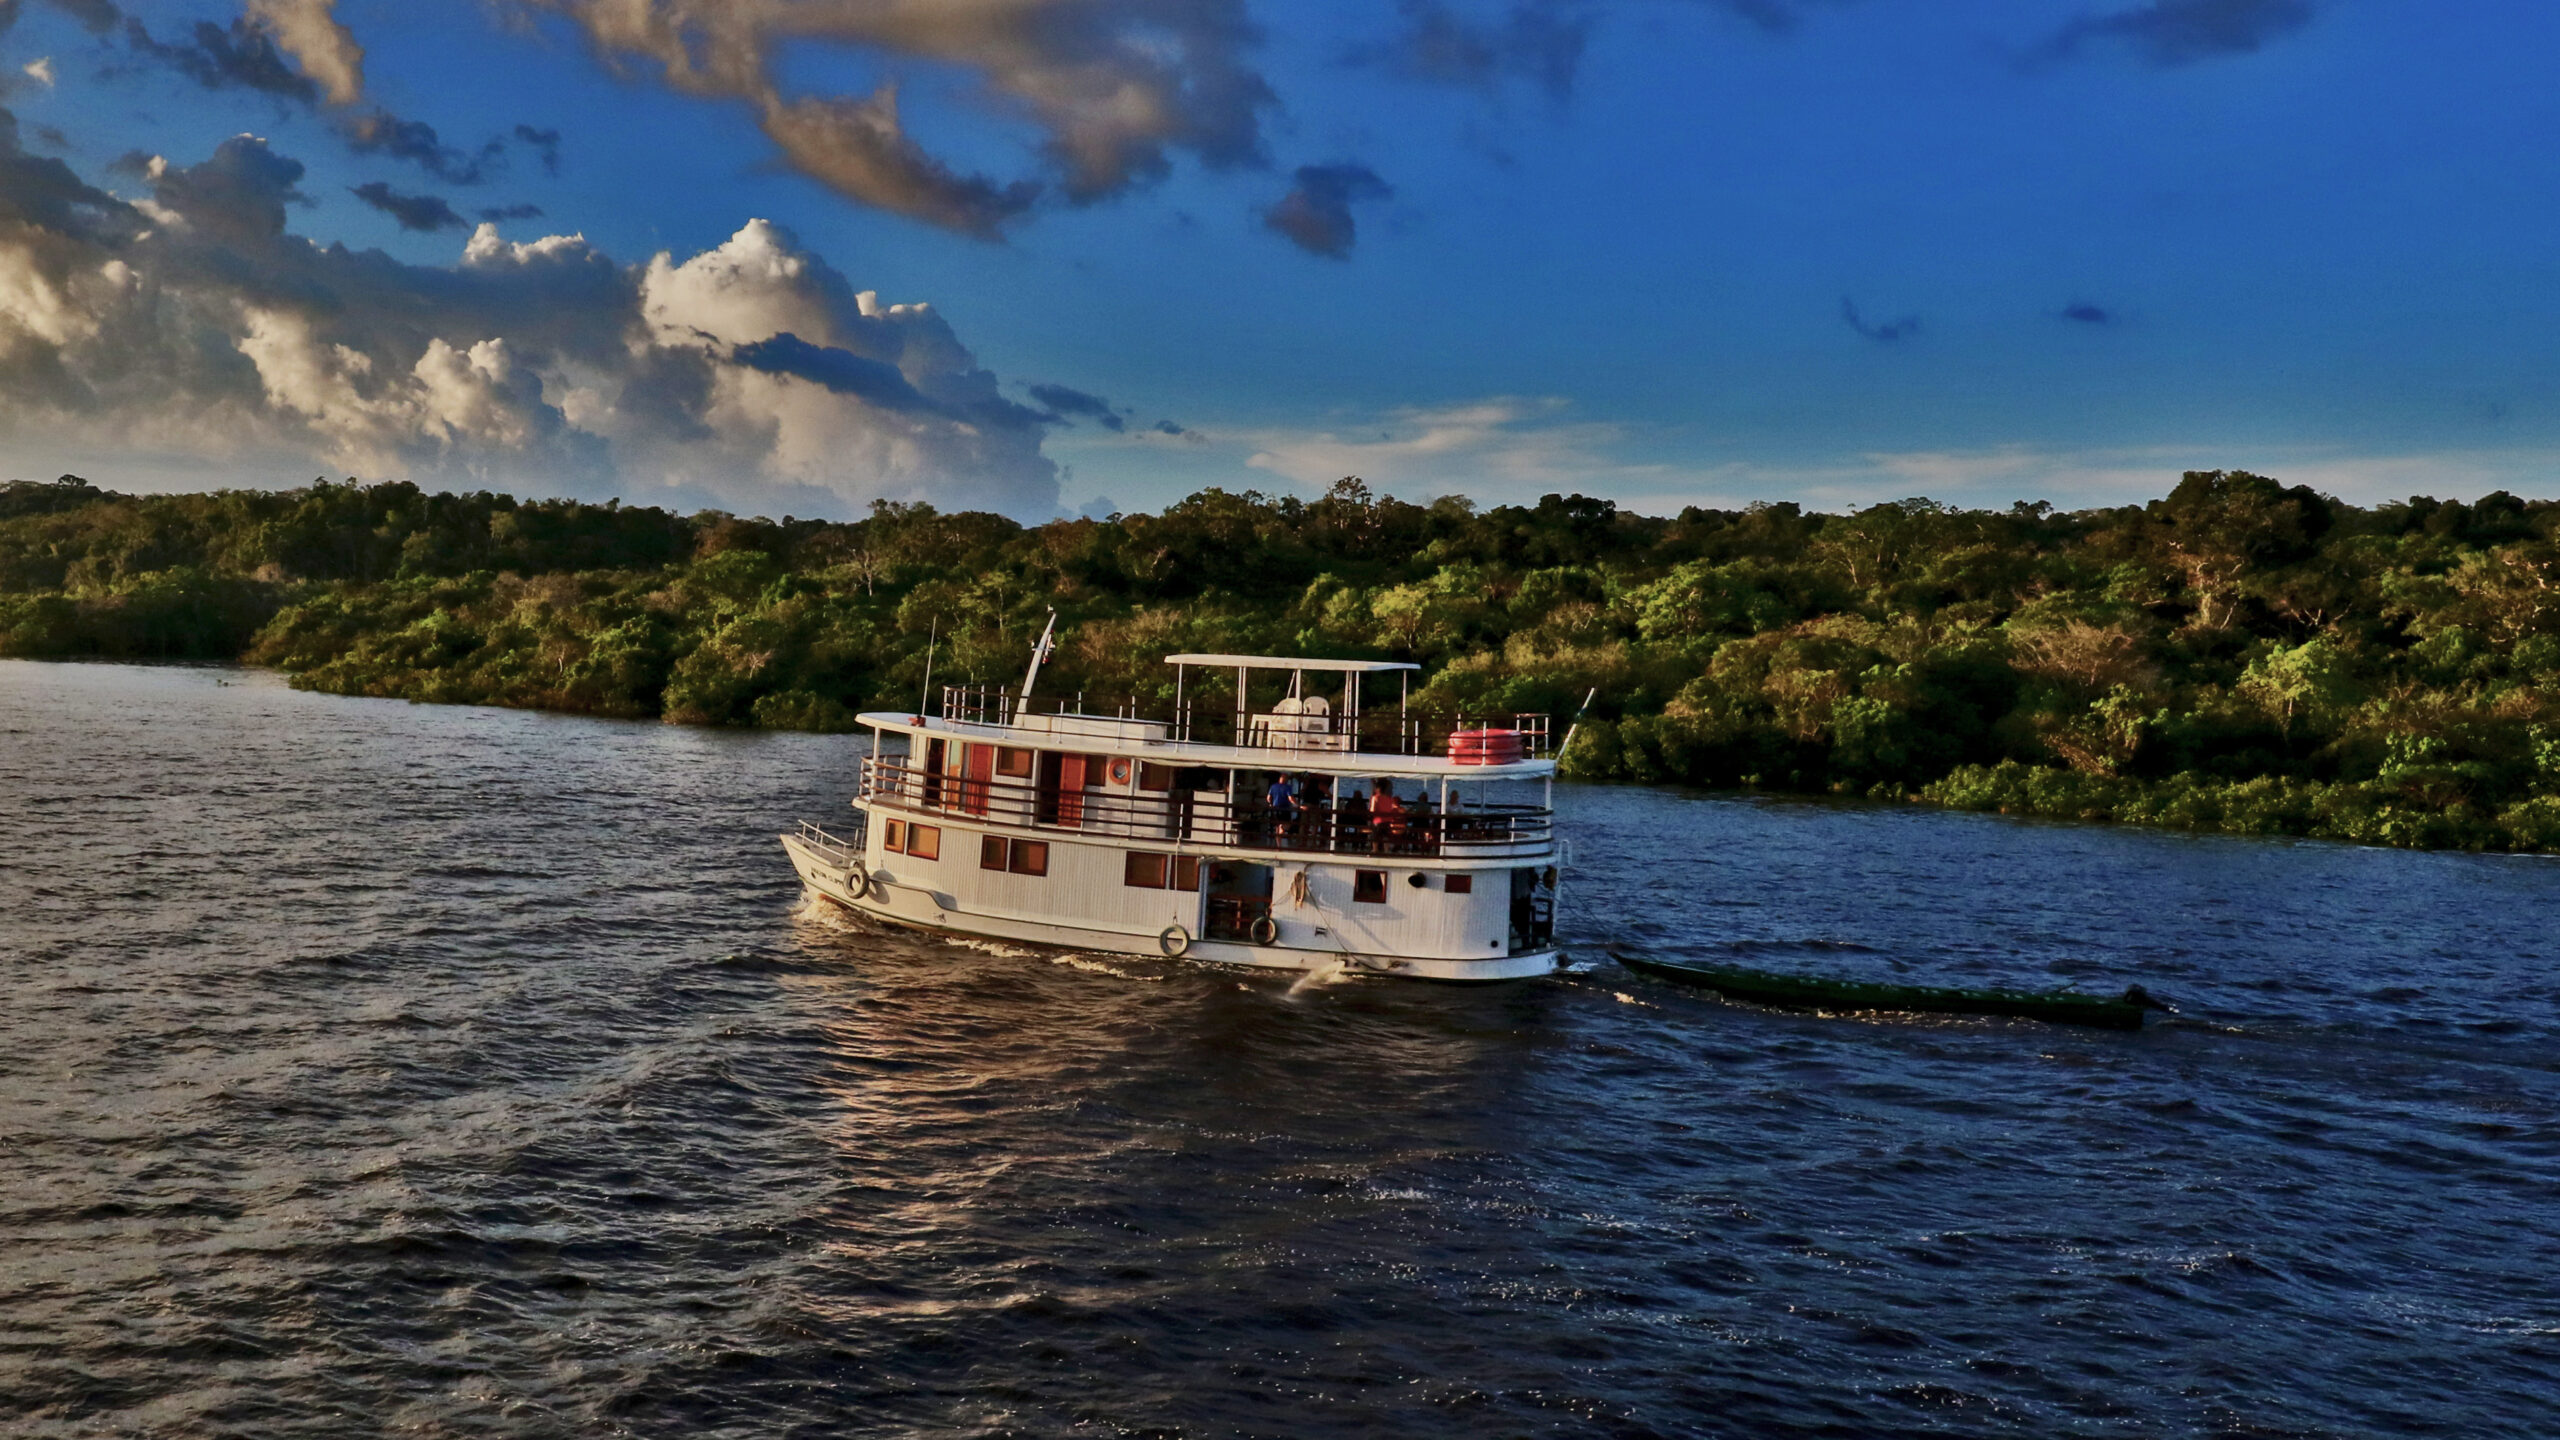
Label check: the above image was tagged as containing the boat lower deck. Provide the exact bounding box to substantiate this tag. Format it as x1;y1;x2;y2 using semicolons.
784;830;1559;982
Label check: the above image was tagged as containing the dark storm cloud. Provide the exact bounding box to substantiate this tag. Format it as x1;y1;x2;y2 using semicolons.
2030;0;2315;68
478;202;545;222
123;17;318;104
1351;0;1593;102
1029;383;1126;432
350;180;467;233
344;109;503;185
1154;419;1187;436
40;0;119;34
512;124;561;176
1841;298;1919;343
1713;0;1859;35
1263;163;1394;259
2061;302;2113;324
0;107;133;238
730;332;940;414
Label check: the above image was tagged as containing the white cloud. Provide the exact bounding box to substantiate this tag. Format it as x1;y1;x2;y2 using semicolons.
0;126;1059;517
1235;396;1670;499
21;58;54;88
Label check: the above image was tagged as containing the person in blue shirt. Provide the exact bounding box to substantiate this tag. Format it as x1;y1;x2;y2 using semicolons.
1263;772;1298;844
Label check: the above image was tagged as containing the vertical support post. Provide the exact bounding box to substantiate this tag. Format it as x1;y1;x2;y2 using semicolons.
1236;665;1248;749
1174;664;1187;741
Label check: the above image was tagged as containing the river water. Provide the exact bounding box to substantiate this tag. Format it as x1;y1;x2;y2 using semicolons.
4;659;2557;1438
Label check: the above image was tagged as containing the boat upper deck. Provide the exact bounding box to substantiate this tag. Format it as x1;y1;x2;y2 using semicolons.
878;652;1560;779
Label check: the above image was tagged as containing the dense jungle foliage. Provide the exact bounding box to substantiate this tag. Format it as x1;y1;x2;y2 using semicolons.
7;469;2560;853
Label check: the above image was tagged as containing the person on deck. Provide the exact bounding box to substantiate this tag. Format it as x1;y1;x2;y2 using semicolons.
1338;781;1370;853
1263;772;1299;846
1368;778;1408;853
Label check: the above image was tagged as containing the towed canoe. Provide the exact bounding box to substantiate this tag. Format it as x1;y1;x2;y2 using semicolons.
1611;950;2160;1030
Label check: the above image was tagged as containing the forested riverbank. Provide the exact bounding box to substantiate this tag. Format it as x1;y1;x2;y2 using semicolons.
7;469;2560;853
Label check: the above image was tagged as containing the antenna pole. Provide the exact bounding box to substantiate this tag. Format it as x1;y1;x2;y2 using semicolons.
918;618;938;716
1018;608;1059;709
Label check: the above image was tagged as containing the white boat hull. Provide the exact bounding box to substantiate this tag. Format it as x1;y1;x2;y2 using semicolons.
782;831;1559;982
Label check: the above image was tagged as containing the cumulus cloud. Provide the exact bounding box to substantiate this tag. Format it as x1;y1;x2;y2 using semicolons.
2029;0;2316;68
1029;382;1125;432
0;112;1058;516
520;0;1275;237
244;0;363;106
1263;163;1393;258
349;179;464;233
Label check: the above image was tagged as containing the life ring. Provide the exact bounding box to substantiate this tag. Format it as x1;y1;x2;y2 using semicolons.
843;865;871;900
1109;757;1134;785
1248;915;1280;946
1159;924;1192;957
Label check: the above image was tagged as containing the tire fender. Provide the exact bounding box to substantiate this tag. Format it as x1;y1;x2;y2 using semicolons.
844;864;872;901
1159;924;1192;957
1248;915;1280;947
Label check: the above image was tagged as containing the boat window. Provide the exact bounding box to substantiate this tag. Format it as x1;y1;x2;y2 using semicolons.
1009;840;1049;876
1354;869;1387;904
1125;851;1168;888
1171;855;1201;891
1444;873;1472;894
883;819;906;853
981;834;1008;870
906;825;940;861
997;747;1035;779
1138;762;1176;792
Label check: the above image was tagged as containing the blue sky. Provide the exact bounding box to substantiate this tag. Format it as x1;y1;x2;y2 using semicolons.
0;0;2552;519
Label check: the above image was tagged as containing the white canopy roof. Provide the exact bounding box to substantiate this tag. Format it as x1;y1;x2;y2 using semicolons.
1164;653;1419;673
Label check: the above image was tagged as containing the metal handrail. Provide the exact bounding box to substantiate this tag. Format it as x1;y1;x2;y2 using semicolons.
795;817;862;861
930;685;1551;760
856;757;1556;860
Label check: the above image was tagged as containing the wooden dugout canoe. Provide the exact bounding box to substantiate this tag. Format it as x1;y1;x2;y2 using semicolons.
1610;950;2159;1030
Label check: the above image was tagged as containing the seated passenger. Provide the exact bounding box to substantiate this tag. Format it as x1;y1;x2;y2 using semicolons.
1368;779;1408;851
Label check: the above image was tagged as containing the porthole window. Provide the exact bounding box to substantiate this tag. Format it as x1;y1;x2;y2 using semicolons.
1354;869;1387;904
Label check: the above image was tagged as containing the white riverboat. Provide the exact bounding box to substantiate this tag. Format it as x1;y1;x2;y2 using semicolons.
781;649;1566;981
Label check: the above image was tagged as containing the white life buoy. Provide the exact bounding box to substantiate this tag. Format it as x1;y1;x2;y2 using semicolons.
1159;924;1192;957
1248;915;1280;946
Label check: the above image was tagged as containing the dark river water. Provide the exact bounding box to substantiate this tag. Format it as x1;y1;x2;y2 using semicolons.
5;660;2559;1438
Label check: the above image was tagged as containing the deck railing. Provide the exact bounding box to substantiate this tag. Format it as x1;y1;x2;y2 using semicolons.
858;757;1554;859
936;686;1551;760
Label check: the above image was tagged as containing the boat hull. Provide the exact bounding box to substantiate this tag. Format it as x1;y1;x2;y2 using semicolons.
785;832;1559;982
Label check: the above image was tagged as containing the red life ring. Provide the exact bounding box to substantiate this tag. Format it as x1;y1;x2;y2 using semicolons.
1108;757;1134;785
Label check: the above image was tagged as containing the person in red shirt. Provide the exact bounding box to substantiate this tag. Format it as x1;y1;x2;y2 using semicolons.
1368;778;1407;852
